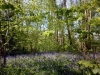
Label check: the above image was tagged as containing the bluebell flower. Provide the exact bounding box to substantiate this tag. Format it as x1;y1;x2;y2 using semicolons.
38;59;42;62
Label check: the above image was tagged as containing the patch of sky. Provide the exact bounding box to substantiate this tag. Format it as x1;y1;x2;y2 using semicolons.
23;0;29;3
74;21;79;28
23;20;26;26
56;0;63;5
40;24;48;31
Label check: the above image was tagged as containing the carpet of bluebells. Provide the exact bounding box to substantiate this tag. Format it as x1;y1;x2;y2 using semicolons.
0;52;100;75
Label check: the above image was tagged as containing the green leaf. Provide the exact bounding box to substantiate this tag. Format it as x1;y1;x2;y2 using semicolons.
78;60;93;68
92;68;99;74
77;16;82;21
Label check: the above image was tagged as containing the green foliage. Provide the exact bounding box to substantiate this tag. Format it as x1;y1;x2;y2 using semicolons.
78;60;100;75
43;30;55;37
1;3;15;10
91;17;100;27
65;45;74;51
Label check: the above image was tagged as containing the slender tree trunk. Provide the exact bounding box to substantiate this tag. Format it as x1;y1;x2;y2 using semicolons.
61;29;65;50
81;0;92;59
84;10;92;51
0;19;6;67
0;21;2;66
63;0;66;8
3;46;6;66
63;0;73;45
55;30;59;52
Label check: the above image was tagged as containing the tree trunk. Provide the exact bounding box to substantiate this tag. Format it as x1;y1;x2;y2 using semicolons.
63;0;73;45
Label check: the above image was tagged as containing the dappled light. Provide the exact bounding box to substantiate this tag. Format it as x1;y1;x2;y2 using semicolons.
0;0;100;75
